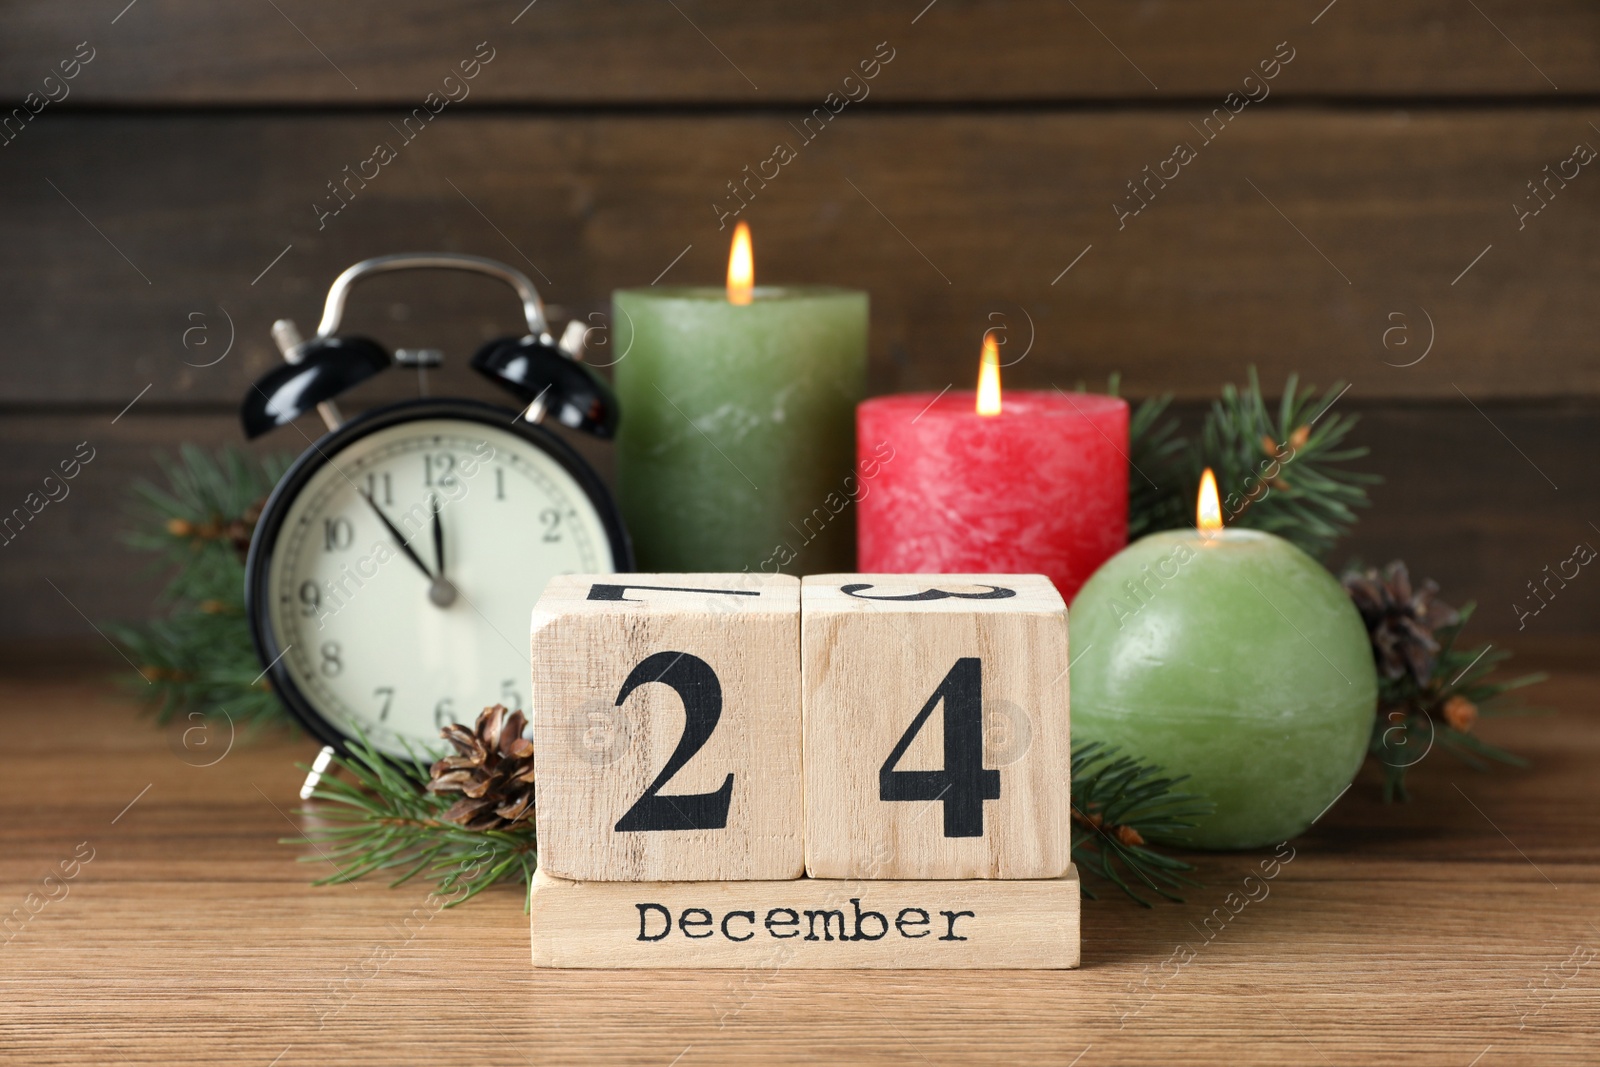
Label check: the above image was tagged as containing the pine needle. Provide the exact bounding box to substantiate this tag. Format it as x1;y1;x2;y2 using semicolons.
108;446;295;729
291;733;540;910
1081;368;1379;557
1070;741;1213;906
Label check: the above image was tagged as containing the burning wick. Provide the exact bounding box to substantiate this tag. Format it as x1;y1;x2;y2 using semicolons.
727;221;754;306
976;333;1002;416
1197;467;1223;537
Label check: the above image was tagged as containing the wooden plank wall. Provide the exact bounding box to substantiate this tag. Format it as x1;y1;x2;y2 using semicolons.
2;0;1597;641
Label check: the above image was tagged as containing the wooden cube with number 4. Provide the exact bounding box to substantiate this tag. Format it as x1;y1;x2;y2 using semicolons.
530;573;803;882
801;574;1070;880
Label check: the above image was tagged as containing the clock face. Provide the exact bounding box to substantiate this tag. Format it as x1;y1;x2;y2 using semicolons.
254;406;625;758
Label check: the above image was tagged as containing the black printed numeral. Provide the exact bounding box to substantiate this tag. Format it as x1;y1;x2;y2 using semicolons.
423;452;457;489
879;657;1000;838
613;651;734;832
364;472;393;506
587;582;761;603
323;517;354;551
842;583;1015;602
540;508;562;542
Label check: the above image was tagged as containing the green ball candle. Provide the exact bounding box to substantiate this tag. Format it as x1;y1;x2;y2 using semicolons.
1070;507;1376;849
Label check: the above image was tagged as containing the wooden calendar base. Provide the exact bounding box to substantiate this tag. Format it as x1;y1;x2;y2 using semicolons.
529;865;1080;969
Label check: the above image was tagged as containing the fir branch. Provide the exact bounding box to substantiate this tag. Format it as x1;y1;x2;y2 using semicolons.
105;613;284;729
1119;381;1191;539
293;735;539;909
1199;368;1379;559
289;734;1208;910
1081;369;1378;555
1070;741;1213;907
1367;602;1545;802
110;445;294;727
1343;560;1547;802
123;445;290;604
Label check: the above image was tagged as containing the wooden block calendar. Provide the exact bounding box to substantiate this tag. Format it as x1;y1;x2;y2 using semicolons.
530;574;803;882
801;574;1071;880
528;573;1080;970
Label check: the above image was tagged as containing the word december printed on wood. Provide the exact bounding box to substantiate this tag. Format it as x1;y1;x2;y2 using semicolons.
635;899;975;943
530;872;1080;969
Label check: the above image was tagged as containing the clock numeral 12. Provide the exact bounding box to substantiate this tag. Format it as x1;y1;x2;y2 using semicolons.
879;657;1001;838
424;452;457;489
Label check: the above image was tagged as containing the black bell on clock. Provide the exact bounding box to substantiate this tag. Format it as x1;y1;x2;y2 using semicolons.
470;332;619;438
238;253;633;782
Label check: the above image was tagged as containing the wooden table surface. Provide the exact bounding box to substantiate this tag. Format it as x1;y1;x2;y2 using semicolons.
2;647;1597;1066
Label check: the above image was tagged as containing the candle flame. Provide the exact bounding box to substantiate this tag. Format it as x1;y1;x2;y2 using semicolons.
1197;467;1223;534
727;221;754;305
975;334;1002;416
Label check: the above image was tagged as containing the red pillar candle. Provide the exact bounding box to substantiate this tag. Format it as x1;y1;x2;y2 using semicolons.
856;339;1129;601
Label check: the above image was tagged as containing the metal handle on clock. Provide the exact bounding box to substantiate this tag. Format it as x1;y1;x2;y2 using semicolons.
313;253;551;340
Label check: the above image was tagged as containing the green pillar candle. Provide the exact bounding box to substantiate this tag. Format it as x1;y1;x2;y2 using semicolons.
613;286;867;573
1070;527;1377;849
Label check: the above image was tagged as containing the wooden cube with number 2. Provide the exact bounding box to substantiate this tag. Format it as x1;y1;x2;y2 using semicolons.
801;574;1071;880
530;574;803;882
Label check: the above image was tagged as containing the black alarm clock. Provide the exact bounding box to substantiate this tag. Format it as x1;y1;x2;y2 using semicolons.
241;253;632;766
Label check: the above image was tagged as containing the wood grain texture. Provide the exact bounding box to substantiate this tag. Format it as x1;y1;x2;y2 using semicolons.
802;575;1070;879
2;110;1598;407
5;1;1599;103
530;573;804;881
528;868;1080;969
0;653;1597;1064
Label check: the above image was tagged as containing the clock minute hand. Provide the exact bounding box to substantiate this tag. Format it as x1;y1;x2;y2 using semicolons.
430;494;445;578
360;491;433;581
426;495;458;608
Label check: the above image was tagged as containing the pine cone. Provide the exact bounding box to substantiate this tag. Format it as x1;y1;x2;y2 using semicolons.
427;704;536;831
1342;561;1460;687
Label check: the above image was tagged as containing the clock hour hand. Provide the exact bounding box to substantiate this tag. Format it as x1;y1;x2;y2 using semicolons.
360;490;433;581
427;495;457;608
